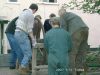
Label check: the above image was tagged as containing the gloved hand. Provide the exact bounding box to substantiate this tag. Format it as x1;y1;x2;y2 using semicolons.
32;39;37;47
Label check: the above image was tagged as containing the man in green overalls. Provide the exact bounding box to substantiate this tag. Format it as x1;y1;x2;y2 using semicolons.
44;17;72;75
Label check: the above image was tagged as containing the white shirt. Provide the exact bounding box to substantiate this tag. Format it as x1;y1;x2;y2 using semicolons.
16;9;34;33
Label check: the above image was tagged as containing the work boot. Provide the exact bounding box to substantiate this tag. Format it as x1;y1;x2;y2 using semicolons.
9;66;16;69
26;66;32;73
76;71;82;75
18;66;29;75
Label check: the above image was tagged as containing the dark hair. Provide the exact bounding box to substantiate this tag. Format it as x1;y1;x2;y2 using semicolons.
29;3;38;11
23;9;27;11
49;13;56;18
35;15;42;19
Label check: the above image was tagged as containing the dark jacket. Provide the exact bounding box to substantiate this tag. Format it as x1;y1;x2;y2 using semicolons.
44;19;52;33
5;17;18;34
60;12;88;35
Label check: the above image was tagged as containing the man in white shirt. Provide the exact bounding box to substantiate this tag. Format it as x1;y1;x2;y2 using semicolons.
14;3;38;75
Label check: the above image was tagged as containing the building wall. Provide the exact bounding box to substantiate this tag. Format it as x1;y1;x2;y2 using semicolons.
2;24;8;54
36;3;59;21
0;0;69;20
1;0;100;53
0;25;1;54
0;0;69;54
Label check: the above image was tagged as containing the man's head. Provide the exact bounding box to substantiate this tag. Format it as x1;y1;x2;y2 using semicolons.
29;3;38;14
35;15;42;20
50;17;60;27
58;8;66;17
49;13;56;19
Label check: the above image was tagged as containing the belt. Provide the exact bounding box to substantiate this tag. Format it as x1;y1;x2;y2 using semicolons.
16;27;28;35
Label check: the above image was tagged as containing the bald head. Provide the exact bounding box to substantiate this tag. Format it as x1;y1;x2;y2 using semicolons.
58;8;66;16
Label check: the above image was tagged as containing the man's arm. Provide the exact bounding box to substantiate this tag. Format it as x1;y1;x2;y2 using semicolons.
44;34;49;53
67;33;72;52
25;10;36;47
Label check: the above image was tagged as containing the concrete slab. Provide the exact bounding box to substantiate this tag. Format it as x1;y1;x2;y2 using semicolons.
0;67;18;75
81;72;100;75
0;54;10;67
0;67;48;75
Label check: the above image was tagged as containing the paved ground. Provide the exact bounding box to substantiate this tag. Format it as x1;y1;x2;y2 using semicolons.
81;72;100;75
0;67;48;75
1;67;100;75
0;54;100;75
0;67;18;75
0;54;10;67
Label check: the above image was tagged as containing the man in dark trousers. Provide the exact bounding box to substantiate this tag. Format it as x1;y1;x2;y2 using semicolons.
59;8;89;75
5;17;23;69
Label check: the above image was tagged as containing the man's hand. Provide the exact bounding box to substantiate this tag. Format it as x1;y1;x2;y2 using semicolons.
32;39;37;47
28;31;37;47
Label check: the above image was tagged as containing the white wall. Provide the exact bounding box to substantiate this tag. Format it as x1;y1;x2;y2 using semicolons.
83;14;100;48
36;3;59;22
68;10;100;48
0;0;70;20
0;0;67;53
0;25;1;54
1;0;100;53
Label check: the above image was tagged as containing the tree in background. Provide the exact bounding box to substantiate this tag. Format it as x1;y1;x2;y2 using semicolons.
62;0;100;14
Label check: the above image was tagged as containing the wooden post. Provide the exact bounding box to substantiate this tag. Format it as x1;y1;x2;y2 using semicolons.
32;43;48;75
32;47;37;75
